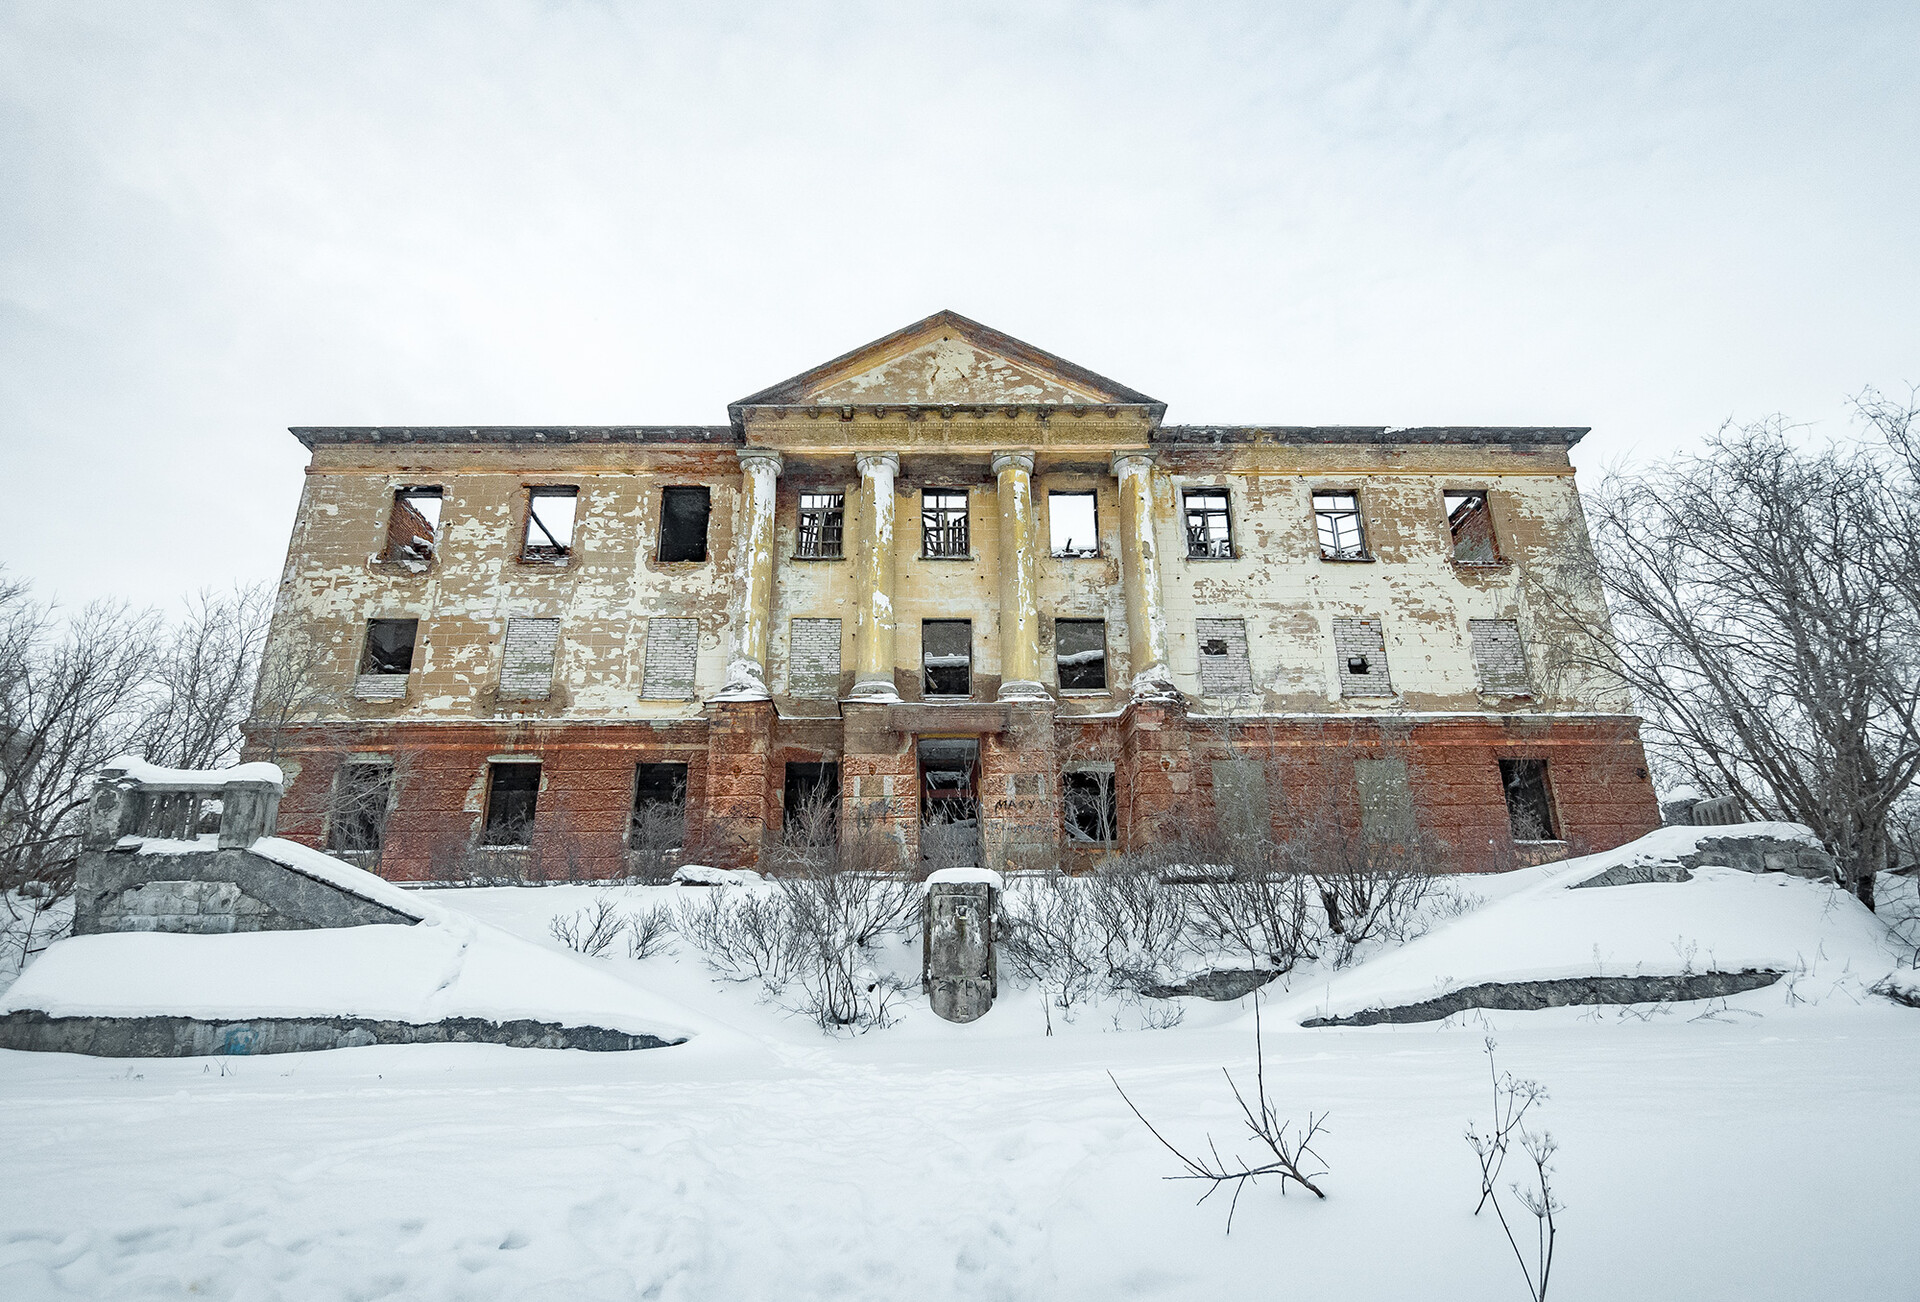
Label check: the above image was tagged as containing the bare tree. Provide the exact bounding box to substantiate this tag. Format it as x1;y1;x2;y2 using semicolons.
138;584;272;770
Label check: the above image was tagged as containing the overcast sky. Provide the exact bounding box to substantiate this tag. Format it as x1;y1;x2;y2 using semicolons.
3;1;1916;609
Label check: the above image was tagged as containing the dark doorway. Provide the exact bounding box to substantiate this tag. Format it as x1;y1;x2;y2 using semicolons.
784;761;841;843
918;738;981;870
482;762;541;846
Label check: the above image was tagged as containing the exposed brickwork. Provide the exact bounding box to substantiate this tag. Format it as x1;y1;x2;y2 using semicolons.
788;617;841;700
640;618;698;700
1194;617;1253;696
1469;618;1530;696
1332;616;1393;697
499;617;559;700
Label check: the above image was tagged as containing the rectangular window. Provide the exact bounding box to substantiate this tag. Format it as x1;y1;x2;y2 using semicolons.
1500;759;1558;841
360;618;418;675
640;617;699;700
1054;619;1108;691
523;486;578;560
1469;618;1531;696
784;761;841;840
1184;488;1234;559
1444;490;1501;565
1314;491;1368;560
383;487;442;566
482;762;541;847
659;486;711;563
1063;771;1117;844
1195;617;1254;695
327;762;393;855
629;762;687;847
922;619;972;696
1049;492;1099;557
789;617;842;699
796;492;845;559
500;616;560;700
1355;756;1415;845
922;489;970;558
1211;759;1270;847
1332;616;1393;696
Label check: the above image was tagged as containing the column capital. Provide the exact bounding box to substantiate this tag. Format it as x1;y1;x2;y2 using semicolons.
990;449;1036;477
737;447;784;475
1111;448;1158;477
855;450;900;476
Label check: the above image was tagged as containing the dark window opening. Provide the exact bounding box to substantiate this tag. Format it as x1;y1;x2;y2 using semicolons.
1064;770;1117;844
1049;492;1099;557
360;619;419;675
796;492;845;559
1500;759;1558;841
918;739;980;869
328;762;393;854
523;486;579;559
922;489;969;558
629;762;687;847
783;761;841;841
482;762;541;847
659;486;712;563
1347;655;1371;675
922;620;972;696
1201;637;1229;657
1445;490;1500;565
1184;489;1234;558
384;487;442;566
1314;491;1368;560
1055;619;1108;691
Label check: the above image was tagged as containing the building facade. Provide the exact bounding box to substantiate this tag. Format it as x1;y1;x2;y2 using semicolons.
247;311;1660;880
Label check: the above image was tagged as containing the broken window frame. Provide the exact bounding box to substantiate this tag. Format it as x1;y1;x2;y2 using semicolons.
382;486;443;567
327;760;394;855
1183;488;1235;559
521;485;579;561
922;488;970;559
1063;770;1118;845
1499;758;1560;842
1443;489;1503;566
922;619;973;696
481;761;541;847
1054;618;1109;691
1048;491;1100;558
657;485;712;564
1313;490;1370;561
359;618;419;676
795;491;846;560
629;762;688;848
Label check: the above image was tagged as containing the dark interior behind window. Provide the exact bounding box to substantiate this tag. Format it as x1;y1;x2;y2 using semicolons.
1064;771;1117;843
1500;758;1557;841
660;487;712;563
482;762;541;846
328;762;393;854
1055;619;1108;690
360;619;418;675
922;620;972;695
783;761;841;840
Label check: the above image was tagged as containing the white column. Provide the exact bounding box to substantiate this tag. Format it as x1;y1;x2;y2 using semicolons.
1112;449;1176;698
991;449;1047;701
717;447;782;700
850;451;901;701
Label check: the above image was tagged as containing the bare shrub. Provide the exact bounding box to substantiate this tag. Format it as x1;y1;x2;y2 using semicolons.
672;889;802;988
1082;855;1191;987
999;870;1106;1023
626;797;684;885
625;902;676;959
1465;1038;1562;1301
1189;864;1323;973
548;895;630;957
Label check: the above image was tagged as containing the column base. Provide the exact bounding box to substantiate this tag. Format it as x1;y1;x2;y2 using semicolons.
995;680;1052;703
848;677;902;703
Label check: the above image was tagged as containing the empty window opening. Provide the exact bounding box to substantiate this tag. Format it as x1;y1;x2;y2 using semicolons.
522;486;578;560
482;762;541;847
328;762;393;855
922;489;970;558
1500;759;1558;841
922;620;972;696
1055;619;1108;691
783;761;841;841
796;492;845;559
630;762;687;849
1049;492;1099;557
1184;489;1234;558
918;738;980;869
659;486;712;563
360;619;418;675
383;487;442;567
1063;770;1117;844
1314;491;1368;560
1445;491;1500;564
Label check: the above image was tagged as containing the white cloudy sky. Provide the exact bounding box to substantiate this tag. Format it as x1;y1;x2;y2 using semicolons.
3;1;1916;607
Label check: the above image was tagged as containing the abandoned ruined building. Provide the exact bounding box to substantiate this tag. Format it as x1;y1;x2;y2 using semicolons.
246;311;1661;880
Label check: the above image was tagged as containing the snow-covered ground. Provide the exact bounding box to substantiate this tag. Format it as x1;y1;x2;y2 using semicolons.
2;835;1917;1300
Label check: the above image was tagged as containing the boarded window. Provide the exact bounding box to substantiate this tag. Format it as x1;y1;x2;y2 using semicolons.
1212;759;1270;847
1445;490;1500;565
1055;619;1108;691
360;619;417;675
1064;770;1117;843
1049;492;1099;557
630;762;687;849
1195;617;1254;696
500;617;560;700
1184;488;1234;558
1501;759;1558;841
1355;757;1415;845
383;487;442;566
1333;617;1393;696
523;486;578;560
789;618;842;699
796;492;845;559
640;617;699;699
784;762;841;840
482;762;540;847
1314;491;1368;560
327;762;393;855
922;489;970;558
659;487;711;563
922;620;972;696
1470;619;1531;696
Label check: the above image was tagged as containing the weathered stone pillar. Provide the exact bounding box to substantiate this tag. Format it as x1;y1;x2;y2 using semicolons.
718;448;783;700
923;874;998;1022
991;450;1047;701
1112;450;1176;698
850;451;901;702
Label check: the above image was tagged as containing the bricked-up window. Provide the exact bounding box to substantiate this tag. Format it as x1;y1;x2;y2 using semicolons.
1355;756;1416;845
659;486;711;563
1049;492;1099;557
360;619;418;675
922;489;969;558
523;486;578;560
328;762;392;855
1212;759;1270;847
641;617;698;700
789;617;842;699
1195;617;1254;695
482;762;540;847
383;487;442;566
629;762;687;847
1184;488;1234;558
1470;619;1531;696
1445;490;1501;565
1055;619;1108;691
922;620;972;696
784;761;840;840
1314;491;1369;560
1501;759;1559;841
1063;770;1117;843
1333;616;1393;696
499;617;560;700
796;492;845;559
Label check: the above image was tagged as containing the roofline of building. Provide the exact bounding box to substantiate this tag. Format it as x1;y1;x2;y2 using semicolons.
1156;425;1590;447
289;426;739;449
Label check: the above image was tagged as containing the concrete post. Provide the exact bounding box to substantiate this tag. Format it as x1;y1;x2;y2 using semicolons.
1112;450;1176;698
991;450;1047;701
718;448;783;700
217;780;284;850
850;451;901;702
923;879;998;1022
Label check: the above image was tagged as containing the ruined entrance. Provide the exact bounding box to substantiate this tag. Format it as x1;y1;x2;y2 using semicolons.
917;737;981;871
